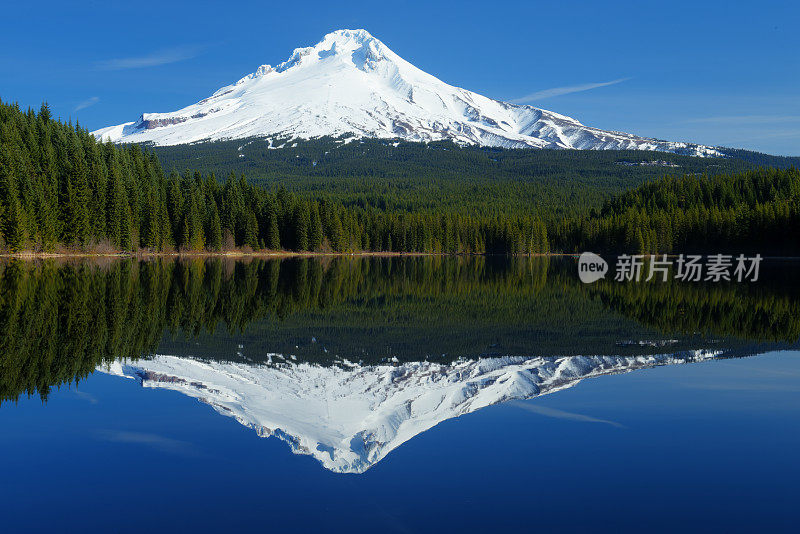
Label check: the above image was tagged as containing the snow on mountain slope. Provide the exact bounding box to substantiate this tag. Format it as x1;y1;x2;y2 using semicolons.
99;350;720;473
93;29;721;156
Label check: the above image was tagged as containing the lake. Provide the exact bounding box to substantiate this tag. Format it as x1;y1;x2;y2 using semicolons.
0;256;798;532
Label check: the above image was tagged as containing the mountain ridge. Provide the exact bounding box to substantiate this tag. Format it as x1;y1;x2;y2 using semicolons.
93;29;721;156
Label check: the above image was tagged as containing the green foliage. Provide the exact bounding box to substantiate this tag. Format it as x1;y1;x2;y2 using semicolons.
0;99;555;254
1;256;797;404
153;136;778;217
1;99;796;255
554;167;800;254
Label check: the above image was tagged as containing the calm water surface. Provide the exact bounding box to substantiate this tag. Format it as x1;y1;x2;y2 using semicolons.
0;257;798;532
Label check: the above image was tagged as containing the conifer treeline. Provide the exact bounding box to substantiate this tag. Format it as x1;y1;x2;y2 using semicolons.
552;167;800;254
0;100;549;254
155;134;761;217
2;99;797;255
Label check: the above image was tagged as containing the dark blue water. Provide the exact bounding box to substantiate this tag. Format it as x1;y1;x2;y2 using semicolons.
1;257;799;533
1;351;798;533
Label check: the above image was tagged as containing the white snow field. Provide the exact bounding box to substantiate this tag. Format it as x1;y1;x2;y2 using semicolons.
93;29;721;156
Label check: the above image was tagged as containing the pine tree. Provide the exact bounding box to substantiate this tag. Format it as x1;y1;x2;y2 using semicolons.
244;211;259;250
293;202;310;251
266;198;281;250
35;115;59;249
309;203;323;251
207;203;223;251
4;196;27;251
186;193;205;251
106;164;126;249
65;132;90;246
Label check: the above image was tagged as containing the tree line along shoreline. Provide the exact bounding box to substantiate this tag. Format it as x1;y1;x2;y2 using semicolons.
1;99;798;256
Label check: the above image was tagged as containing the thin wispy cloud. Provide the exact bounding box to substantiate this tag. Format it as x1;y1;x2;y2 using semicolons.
681;382;800;392
95;45;203;71
511;77;632;104
74;96;99;112
510;400;625;428
97;430;202;456
72;389;98;404
686;115;800;125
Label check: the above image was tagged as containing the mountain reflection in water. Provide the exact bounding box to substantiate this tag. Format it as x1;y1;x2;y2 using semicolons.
1;256;798;472
99;351;724;473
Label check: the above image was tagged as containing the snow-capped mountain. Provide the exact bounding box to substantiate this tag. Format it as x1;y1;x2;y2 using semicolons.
93;29;721;156
100;350;721;473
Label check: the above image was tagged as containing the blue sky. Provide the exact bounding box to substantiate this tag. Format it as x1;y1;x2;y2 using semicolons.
1;0;797;155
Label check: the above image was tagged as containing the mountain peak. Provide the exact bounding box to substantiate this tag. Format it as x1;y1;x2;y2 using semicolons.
92;30;722;156
322;28;376;43
273;28;389;73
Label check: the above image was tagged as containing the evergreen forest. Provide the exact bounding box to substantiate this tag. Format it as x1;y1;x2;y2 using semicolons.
1;99;798;255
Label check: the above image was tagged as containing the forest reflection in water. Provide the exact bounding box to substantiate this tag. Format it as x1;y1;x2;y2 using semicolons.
0;255;798;406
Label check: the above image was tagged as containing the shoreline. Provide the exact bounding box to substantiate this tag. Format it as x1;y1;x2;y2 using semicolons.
2;252;797;260
0;250;565;260
0;250;573;260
